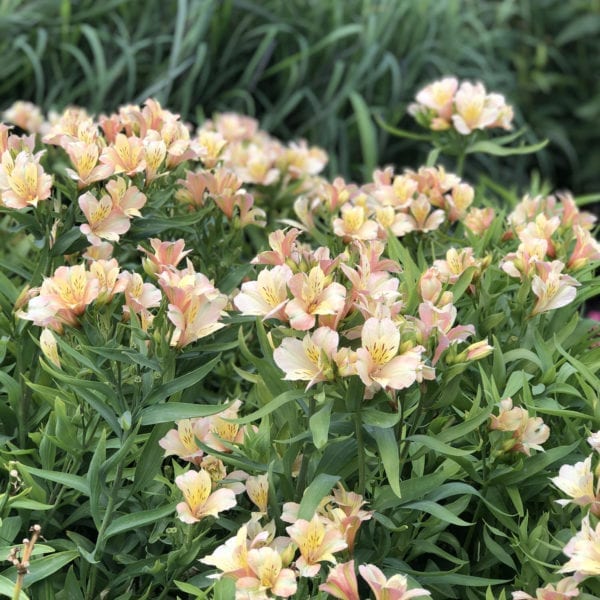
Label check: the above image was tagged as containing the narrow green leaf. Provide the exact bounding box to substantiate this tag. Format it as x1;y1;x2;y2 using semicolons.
350;92;377;174
103;503;177;540
297;473;340;520
374;114;433;141
2;551;78;586
368;426;401;498
403;499;473;526
466;138;548;156
309;401;332;449
140;401;233;426
407;434;474;457
0;575;29;600
143;355;220;405
230;389;306;425
24;467;90;495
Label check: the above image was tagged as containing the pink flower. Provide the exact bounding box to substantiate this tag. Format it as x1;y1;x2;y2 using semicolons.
451;81;500;135
285;266;346;331
237;547;297;598
159;419;204;465
531;260;580;315
560;515;600;576
359;564;431;600
175;469;236;524
0;150;52;209
320;560;360;600
274;327;339;389
512;576;580;599
355;317;428;394
99;133;146;176
64;141;114;188
551;456;599;514
139;238;191;277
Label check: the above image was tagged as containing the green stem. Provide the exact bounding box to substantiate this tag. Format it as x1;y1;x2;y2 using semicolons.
354;411;366;496
295;397;316;500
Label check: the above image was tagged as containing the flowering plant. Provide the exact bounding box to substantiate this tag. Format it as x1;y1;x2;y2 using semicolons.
0;83;598;600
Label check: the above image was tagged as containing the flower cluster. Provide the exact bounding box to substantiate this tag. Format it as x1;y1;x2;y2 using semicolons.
408;77;514;134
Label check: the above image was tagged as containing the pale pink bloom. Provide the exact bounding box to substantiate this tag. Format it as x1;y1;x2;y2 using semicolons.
78;192;131;246
0;150;52;209
200;524;253;579
213;112;259;142
234;265;292;321
197;399;248;453
462;340;493;361
359;564;431;600
159;418;204;465
100;133;146;176
490;398;550;456
560;515;600;576
285;266;346;330
105;177;146;217
139;238;191;277
158;262;220;310
329;485;373;553
414;76;458;121
406;195;446;233
452;81;499;135
355;317;427;394
588;431;600;452
203;166;244;216
252;228;302;266
122;272;162;330
274;327;339;389
552;456;599;511
286;514;347;577
175;469;236;524
487;92;514;130
433;247;478;284
168;293;227;347
89;258;128;304
568;225;600;270
531;260;580;315
40;328;61;368
464;207;495;235
320;560;360;600
3;100;44;133
42;106;92;145
83;241;113;261
521;213;561;256
501;234;548;279
232;193;267;228
142;134;167;182
558;191;596;230
419;268;443;304
445;182;474;222
64;141;114;188
512;577;580;600
227;141;280;185
98;113;123;144
246;474;270;515
236;547;297;598
175;169;208;207
319;176;357;212
195;129;227;168
333;204;379;242
42;264;100;317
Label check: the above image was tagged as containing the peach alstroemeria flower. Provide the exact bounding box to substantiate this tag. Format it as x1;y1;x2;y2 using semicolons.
355;317;426;394
236;547;297;598
252;228;302;266
359;564;431;600
568;225;600;270
40;328;61;368
175;469;236;524
139;238;192;277
560;515;600;576
464;207;495;236
433;247;478;284
451;81;499;135
531;260;580;315
246;474;270;515
319;560;360;600
0;150;52;209
333;204;379;242
175;169;208;207
200;524;254;580
100;133;146;176
414;76;458;122
274;327;339;389
89;258;128;304
106;177;146;217
552;456;599;515
285;266;346;330
159;418;204;465
79;191;131;246
64;141;114;188
286;514;347;577
44;264;100;317
234;265;293;322
512;577;580;600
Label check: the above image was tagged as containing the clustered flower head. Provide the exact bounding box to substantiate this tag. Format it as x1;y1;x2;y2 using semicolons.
408;76;514;134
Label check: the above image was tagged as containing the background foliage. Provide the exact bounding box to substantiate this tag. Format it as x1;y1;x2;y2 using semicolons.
0;0;599;192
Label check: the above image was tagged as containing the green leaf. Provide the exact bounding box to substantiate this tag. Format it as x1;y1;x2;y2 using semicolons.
350;92;377;175
143;355;221;405
2;551;78;586
230;389;306;425
403;499;473;526
140;401;233;426
297;473;340;520
375;114;433;141
0;575;29;600
466;138;548;156
103;503;177;540
407;434;474;457
24;467;90;495
309;401;332;449
367;426;401;498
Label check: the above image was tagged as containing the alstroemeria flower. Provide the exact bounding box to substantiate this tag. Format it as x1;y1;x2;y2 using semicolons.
79;192;131;246
64;141;114;188
0;150;53;209
359;564;431;600
236;547;297;598
245;474;270;515
159;418;204;465
234;265;293;321
286;514;347;577
560;515;600;576
320;560;360;600
552;456;599;515
333;203;379;242
531;260;580;315
285;266;346;331
512;576;580;600
355;317;427;394
175;469;236;524
100;133;146;176
274;327;339;389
